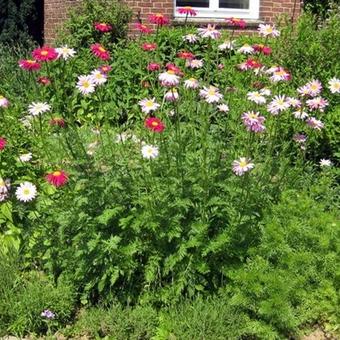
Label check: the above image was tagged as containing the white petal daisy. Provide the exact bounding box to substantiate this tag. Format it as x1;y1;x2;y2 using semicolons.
15;181;37;202
28;102;51;116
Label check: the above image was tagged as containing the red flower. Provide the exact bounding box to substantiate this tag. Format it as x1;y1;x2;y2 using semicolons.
177;51;195;60
37;76;51;85
49;117;66;128
18;59;41;71
253;44;272;55
147;63;161;71
177;6;197;16
166;63;183;76
134;23;153;34
246;58;262;69
0;137;7;151
226;17;246;29
142;42;157;51
94;22;112;32
45;170;68;187
99;65;112;73
148;13;169;26
145;117;165;133
32;46;58;62
90;43;110;60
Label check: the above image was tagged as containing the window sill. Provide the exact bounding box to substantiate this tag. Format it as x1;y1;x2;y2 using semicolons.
173;17;264;28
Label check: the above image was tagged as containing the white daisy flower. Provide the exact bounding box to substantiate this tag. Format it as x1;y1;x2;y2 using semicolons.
199;86;223;103
218;40;236;51
90;70;107;85
237;44;254;54
15;181;37;202
139;98;160;114
232;157;255;176
182;34;198;43
258;24;280;37
184;78;199;89
141;144;159;159
247;91;267;104
259;88;271;96
56;45;76;60
20;115;34;128
186;59;204;69
158;70;180;87
28;102;51;116
197;24;221;39
307;79;322;97
328;78;340;94
164;89;179;102
319;159;332;167
19;153;32;162
76;75;96;95
293;110;309;120
267;95;290;115
217;104;229;112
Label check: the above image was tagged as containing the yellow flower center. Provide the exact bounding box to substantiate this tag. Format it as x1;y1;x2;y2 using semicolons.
145;101;154;107
167;70;175;75
53;171;61;176
155;13;163;18
83;81;90;88
184;6;192;10
99;47;106;52
208;89;216;96
23;188;30;195
27;60;35;64
275;70;286;76
151;121;159;126
41;50;49;56
239;160;247;167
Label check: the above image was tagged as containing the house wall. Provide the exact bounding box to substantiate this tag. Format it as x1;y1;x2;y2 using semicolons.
44;0;301;44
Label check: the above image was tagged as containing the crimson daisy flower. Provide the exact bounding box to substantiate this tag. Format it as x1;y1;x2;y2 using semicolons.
0;137;6;151
49;117;66;128
166;63;184;76
45;170;68;187
177;51;195;60
37;76;51;85
99;65;112;73
94;22;112;32
145;117;165;133
134;23;153;34
90;43;110;60
148;13;169;26
32;46;58;62
253;44;272;55
226;17;246;29
147;63;161;71
177;6;197;16
18;59;41;71
142;42;157;51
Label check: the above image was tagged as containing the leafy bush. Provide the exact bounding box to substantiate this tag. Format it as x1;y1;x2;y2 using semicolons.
0;251;76;336
0;0;40;46
0;10;339;338
57;0;132;48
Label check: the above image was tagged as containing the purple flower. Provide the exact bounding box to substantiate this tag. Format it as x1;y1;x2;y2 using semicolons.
241;111;266;133
41;309;55;319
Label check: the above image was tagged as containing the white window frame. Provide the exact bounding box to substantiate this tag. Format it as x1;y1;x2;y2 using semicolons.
174;0;260;20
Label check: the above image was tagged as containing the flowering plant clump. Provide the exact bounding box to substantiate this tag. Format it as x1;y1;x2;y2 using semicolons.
1;11;339;312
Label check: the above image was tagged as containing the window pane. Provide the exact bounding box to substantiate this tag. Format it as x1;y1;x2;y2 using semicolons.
219;0;249;9
176;0;209;8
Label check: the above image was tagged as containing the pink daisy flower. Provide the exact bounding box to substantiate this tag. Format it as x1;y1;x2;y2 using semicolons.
148;13;169;26
199;86;223;103
94;22;112;32
134;23;153;34
306;97;329;112
232;157;255;176
226;17;246;29
32;46;58;62
90;43;110;60
142;42;157;51
241;111;266;133
177;6;197;16
159;70;181;87
0;137;6;151
18;59;41;71
197;24;221;39
306;79;322;97
0;96;10;108
45;170;68;187
306;117;324;130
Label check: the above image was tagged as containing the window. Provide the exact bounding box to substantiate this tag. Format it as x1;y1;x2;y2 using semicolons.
175;0;259;19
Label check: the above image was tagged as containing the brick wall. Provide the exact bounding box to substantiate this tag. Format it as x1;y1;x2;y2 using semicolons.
44;0;301;44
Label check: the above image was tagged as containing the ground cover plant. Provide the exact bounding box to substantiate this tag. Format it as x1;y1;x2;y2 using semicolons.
0;4;339;338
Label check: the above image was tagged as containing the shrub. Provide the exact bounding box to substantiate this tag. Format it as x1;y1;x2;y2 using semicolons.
0;251;76;336
57;0;133;48
1;12;339;312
